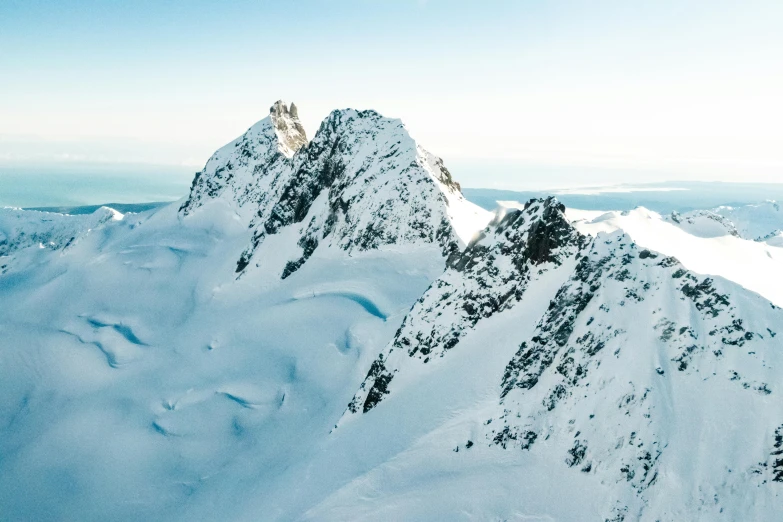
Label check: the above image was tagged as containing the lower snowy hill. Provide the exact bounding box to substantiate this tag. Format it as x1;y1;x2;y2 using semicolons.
713;200;783;240
665;209;740;238
760;230;783;247
0;206;122;259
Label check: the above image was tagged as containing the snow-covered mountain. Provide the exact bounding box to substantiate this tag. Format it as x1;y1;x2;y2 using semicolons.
714;200;783;240
665;209;740;238
337;196;783;520
1;103;782;521
180;101;490;279
342;197;588;417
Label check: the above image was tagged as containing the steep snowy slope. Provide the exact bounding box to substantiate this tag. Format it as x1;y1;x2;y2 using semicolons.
491;233;782;520
343;198;587;417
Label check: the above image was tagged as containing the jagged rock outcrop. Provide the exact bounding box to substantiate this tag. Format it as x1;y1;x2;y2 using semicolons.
490;232;782;518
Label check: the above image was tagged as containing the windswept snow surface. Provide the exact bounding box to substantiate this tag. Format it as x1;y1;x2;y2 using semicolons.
1;103;782;521
0;200;449;521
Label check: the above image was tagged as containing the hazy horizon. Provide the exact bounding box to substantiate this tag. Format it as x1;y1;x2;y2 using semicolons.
5;159;783;210
4;159;783;212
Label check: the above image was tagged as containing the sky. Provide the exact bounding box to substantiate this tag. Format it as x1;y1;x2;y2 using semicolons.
1;0;782;190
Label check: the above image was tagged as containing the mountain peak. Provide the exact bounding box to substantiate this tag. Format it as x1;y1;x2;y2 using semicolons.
235;103;491;276
181;101;491;277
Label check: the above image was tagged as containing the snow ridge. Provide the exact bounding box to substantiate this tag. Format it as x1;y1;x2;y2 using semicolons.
666;209;740;238
666;200;783;241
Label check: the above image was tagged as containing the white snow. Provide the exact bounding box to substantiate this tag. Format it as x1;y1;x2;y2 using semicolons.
0;206;123;257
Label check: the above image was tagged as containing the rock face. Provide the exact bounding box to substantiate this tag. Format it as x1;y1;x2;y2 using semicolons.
340;196;783;520
180;102;490;278
489;232;783;517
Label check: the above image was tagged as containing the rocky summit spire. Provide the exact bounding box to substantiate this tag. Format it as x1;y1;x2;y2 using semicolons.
269;100;307;157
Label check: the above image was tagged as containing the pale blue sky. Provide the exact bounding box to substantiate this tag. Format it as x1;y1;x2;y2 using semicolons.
1;0;782;189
